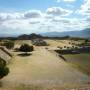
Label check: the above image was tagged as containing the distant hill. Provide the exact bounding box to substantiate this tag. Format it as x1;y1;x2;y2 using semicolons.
18;33;43;40
41;28;90;38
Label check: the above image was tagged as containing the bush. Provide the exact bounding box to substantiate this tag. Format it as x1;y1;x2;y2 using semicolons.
64;46;66;48
19;44;34;54
0;60;9;79
67;47;70;49
3;41;14;49
72;46;75;48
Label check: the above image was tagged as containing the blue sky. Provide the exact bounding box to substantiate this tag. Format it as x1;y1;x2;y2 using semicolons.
0;0;84;11
0;0;89;36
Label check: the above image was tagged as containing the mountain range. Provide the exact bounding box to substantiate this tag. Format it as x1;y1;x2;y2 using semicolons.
0;28;90;39
41;28;90;38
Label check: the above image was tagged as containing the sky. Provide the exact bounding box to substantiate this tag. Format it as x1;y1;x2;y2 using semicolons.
0;0;90;36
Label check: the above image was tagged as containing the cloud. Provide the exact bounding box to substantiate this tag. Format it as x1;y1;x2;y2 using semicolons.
46;7;72;16
77;0;90;16
24;10;42;18
86;16;90;22
51;17;88;31
0;13;23;22
0;6;89;35
29;21;40;24
52;17;70;23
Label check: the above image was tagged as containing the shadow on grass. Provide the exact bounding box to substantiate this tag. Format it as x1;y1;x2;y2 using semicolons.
68;62;90;76
0;81;2;87
18;53;32;57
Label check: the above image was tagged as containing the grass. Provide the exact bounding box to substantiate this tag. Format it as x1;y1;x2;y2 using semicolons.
68;62;90;76
64;54;90;76
1;84;90;90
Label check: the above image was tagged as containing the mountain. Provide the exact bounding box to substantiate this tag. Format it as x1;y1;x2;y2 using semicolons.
41;28;90;38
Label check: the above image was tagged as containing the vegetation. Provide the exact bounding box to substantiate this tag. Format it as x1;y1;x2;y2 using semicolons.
2;41;14;49
19;44;34;54
64;46;66;48
84;39;88;44
2;84;90;90
57;46;63;49
64;54;90;76
0;59;9;79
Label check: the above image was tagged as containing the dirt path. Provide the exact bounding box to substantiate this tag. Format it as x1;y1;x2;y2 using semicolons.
1;47;90;87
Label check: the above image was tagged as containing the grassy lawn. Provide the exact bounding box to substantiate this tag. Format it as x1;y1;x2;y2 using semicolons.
64;54;90;76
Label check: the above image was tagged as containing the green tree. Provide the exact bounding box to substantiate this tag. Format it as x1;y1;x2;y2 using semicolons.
0;59;9;79
19;44;34;54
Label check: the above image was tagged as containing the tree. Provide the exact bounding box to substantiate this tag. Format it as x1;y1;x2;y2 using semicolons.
85;39;88;44
3;41;14;49
19;44;34;54
0;60;9;79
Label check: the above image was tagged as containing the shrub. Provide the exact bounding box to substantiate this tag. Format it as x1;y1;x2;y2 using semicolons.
0;60;9;79
60;47;63;49
64;46;66;48
57;46;63;49
72;46;75;48
19;44;34;54
67;47;70;49
3;41;14;49
85;39;88;44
